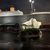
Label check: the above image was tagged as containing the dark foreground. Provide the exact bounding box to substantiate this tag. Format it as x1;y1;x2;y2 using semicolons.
0;29;50;50
22;29;50;50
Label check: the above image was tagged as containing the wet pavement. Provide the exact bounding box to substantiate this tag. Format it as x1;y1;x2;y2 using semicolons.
0;29;50;50
22;29;50;50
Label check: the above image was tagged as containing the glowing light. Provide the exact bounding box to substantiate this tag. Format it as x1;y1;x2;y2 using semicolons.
29;0;34;3
32;0;34;3
29;0;32;2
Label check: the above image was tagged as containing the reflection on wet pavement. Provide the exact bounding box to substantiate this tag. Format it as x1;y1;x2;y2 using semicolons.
22;30;50;50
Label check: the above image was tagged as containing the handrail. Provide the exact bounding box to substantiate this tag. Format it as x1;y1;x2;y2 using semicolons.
0;12;50;17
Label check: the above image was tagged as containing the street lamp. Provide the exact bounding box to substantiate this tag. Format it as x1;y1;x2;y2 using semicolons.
29;0;35;13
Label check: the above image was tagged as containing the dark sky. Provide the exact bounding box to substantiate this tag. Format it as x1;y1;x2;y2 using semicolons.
0;0;50;13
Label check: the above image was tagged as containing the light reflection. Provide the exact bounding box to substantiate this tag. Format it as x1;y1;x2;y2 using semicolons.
29;0;35;3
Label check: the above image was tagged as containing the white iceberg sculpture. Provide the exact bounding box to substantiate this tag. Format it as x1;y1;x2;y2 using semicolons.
16;10;23;15
10;10;23;15
0;10;23;16
22;18;42;29
9;10;23;15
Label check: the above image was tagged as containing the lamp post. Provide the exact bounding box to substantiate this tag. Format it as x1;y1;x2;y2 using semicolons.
29;0;35;13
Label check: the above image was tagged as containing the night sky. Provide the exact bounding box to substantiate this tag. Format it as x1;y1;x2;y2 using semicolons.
0;0;50;14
